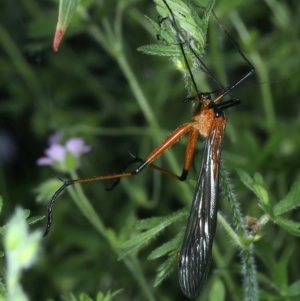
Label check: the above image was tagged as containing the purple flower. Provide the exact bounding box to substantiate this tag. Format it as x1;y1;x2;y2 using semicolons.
37;137;91;171
65;138;91;156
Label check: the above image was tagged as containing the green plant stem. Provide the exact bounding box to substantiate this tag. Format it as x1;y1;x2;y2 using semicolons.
220;168;258;301
241;244;258;301
68;170;156;301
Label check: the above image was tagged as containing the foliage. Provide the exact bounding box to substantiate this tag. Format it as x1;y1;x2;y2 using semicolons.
0;0;300;300
0;204;43;301
61;289;123;301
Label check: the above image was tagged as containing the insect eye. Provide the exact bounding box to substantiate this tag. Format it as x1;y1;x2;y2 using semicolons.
201;93;211;100
214;109;224;118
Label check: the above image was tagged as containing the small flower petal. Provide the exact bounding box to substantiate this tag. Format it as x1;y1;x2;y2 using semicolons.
45;144;66;162
37;135;91;170
65;138;84;155
66;138;91;156
36;157;53;166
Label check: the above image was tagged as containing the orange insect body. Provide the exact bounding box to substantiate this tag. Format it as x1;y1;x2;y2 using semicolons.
193;98;226;139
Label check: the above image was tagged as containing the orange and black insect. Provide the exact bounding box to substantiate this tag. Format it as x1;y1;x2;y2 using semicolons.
43;0;254;298
158;1;254;297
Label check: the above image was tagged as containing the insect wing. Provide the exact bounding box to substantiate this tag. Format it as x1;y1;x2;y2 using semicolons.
178;119;225;298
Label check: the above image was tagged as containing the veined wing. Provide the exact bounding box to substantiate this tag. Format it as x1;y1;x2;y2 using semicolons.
178;117;226;298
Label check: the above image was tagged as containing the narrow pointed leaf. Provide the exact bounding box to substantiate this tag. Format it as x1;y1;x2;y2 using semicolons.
79;293;93;301
253;172;264;185
138;44;191;57
135;207;188;230
53;0;81;51
23;209;31;219
274;180;300;215
153;255;176;287
148;230;184;260
253;182;269;204
0;226;5;235
237;169;255;190
275;217;300;236
238;170;270;204
288;279;300;296
103;289;123;301
118;240;147;260
26;215;45;225
119;208;187;259
273;246;294;290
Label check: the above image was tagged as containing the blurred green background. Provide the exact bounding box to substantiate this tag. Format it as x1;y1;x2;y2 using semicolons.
1;0;300;300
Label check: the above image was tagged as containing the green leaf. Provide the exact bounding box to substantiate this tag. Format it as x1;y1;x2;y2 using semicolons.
139;0;217;94
209;278;226;301
53;0;81;51
274;180;300;215
252;182;269;204
154;0;216;55
0;250;4;257
237;170;269;204
288;279;300;296
23;209;31;219
35;178;64;204
0;210;44;235
135;207;188;230
275;217;300;236
144;15;161;34
253;172;264;185
26;215;45;226
103;290;122;301
237;169;255;190
148;230;184;260
0;226;5;235
273;246;294;291
79;293;93;301
118;208;187;259
102;293;110;301
96;293;104;301
153;255;176;287
138;44;190;57
0;279;6;299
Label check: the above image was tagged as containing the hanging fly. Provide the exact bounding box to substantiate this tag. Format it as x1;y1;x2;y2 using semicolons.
43;0;254;298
